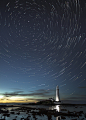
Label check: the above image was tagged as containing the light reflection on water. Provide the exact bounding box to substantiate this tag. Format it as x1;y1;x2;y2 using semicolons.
49;105;60;112
1;107;19;111
49;105;86;120
56;116;61;120
55;105;61;120
56;105;60;112
49;105;61;120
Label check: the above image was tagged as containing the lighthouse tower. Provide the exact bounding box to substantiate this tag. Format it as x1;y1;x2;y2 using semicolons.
56;85;60;101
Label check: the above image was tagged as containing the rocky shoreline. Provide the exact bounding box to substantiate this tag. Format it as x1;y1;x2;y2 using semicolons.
0;105;86;120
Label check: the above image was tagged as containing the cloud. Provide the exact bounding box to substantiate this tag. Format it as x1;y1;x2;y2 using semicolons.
65;94;86;101
78;86;86;88
62;100;86;104
11;88;23;90
0;99;4;100
2;91;24;97
15;100;25;101
25;98;45;101
62;94;86;104
1;89;55;99
0;89;53;103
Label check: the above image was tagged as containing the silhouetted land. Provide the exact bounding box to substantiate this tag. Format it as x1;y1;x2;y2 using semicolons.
0;103;86;108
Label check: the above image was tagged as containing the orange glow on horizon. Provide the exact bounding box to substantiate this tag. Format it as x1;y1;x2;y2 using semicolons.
0;98;38;103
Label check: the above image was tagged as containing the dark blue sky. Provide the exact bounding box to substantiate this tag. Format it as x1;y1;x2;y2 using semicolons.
0;0;86;103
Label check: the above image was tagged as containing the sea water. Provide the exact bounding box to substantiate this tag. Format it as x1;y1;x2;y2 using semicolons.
0;105;86;120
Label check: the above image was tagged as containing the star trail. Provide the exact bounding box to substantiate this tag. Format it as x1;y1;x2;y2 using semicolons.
0;0;86;103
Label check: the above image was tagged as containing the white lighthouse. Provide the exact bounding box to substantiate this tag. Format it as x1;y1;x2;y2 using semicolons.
56;85;60;101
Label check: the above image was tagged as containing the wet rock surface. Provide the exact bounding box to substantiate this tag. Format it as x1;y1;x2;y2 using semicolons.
0;105;86;120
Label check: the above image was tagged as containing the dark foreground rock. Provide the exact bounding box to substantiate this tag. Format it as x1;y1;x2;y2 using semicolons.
15;107;81;118
0;106;85;120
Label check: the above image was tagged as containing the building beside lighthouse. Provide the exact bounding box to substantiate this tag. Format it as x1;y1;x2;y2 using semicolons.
49;85;61;104
37;85;61;105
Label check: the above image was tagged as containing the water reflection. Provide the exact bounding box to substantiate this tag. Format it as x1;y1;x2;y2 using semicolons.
56;105;60;112
49;105;61;120
49;105;60;112
55;105;61;120
56;116;61;120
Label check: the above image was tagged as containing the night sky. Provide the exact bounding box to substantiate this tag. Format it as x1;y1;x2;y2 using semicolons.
0;0;86;104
